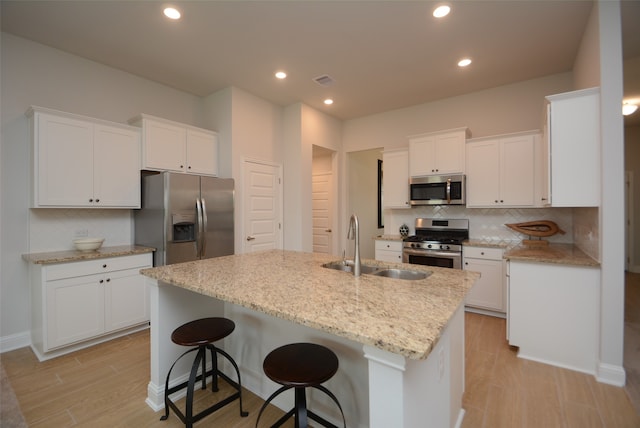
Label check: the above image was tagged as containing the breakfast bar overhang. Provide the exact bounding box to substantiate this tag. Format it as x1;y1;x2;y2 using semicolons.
140;250;479;427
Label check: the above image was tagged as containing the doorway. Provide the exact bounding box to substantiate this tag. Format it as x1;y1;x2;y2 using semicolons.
347;148;384;260
312;146;336;255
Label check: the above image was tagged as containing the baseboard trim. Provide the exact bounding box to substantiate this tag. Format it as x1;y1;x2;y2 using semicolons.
596;362;626;387
0;331;31;354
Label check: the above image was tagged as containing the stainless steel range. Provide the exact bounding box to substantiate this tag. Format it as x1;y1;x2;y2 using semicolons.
402;218;469;269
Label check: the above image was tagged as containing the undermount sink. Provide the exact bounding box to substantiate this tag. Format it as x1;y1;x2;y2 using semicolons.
322;261;379;274
371;268;429;280
322;261;429;280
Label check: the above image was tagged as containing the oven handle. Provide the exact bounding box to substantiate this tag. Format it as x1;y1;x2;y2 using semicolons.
402;248;460;259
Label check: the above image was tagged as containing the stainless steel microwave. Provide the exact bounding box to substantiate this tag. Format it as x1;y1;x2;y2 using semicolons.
409;174;466;206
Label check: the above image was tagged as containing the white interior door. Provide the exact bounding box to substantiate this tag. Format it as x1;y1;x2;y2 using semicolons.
312;172;332;254
242;160;282;253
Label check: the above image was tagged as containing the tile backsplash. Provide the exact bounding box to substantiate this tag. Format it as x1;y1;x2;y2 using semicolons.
29;209;133;252
385;205;575;249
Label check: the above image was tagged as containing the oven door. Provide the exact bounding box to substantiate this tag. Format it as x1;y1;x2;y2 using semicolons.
402;247;462;269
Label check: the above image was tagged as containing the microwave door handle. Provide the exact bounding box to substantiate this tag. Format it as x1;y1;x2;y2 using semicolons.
446;178;451;204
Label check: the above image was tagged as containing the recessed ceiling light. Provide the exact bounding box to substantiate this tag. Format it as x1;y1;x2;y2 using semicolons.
458;58;472;67
324;99;334;105
433;5;451;18
163;7;181;20
275;71;287;79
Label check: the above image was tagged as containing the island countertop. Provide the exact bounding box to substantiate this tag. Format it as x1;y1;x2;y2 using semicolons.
141;249;479;360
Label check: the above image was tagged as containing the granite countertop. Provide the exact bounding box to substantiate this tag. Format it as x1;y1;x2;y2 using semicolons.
141;249;479;360
373;234;404;241
464;239;511;249
23;245;155;264
504;243;599;267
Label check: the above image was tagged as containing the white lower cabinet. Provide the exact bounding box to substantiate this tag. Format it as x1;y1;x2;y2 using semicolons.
508;260;599;373
375;240;403;263
463;246;505;314
30;253;152;360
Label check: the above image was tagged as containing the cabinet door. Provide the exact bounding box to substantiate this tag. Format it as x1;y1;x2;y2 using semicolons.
409;136;435;176
465;140;500;207
547;88;600;207
104;268;149;332
464;257;504;312
383;149;410;209
500;134;535;206
46;274;105;350
93;124;141;208
434;132;465;174
186;129;218;176
36;113;94;207
143;119;186;172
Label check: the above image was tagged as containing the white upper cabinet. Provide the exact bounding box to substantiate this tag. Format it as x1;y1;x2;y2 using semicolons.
382;148;410;209
130;114;218;176
28;107;141;209
408;127;469;177
466;131;539;208
543;87;600;207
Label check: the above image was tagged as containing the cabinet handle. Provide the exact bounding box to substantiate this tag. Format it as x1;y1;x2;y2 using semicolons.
99;279;104;284
103;264;107;268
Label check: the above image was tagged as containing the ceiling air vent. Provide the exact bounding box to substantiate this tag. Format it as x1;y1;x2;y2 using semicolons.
313;74;335;87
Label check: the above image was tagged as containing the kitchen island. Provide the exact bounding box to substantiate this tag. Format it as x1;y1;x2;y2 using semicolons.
141;250;479;427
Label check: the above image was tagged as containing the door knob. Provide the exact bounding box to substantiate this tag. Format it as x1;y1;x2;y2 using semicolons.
325;229;332;233
246;236;255;241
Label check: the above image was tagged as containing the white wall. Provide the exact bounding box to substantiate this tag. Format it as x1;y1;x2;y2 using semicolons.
625;125;640;271
0;33;204;342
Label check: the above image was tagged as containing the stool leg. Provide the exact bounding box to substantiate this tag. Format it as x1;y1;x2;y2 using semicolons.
160;347;199;422
294;387;308;428
184;347;205;428
309;384;347;428
207;344;219;392
255;385;293;428
200;344;207;390
215;346;248;416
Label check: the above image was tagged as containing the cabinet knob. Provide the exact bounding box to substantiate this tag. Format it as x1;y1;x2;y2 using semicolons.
481;252;485;255
188;166;192;170
541;198;548;201
500;200;504;203
465;262;468;265
106;278;110;282
495;200;498;203
95;199;100;203
89;198;93;202
99;279;104;284
180;165;184;169
103;264;107;268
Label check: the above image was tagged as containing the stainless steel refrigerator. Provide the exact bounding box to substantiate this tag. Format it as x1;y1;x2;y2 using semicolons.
134;171;234;266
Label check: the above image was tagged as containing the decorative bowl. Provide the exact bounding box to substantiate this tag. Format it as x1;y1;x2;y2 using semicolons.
73;238;104;252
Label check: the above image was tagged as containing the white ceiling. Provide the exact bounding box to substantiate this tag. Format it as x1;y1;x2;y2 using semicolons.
2;0;639;122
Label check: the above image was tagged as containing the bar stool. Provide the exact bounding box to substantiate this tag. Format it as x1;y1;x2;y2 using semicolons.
160;317;248;427
255;342;346;428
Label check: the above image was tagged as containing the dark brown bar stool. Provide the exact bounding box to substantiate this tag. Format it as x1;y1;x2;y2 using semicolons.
160;317;248;427
255;342;346;428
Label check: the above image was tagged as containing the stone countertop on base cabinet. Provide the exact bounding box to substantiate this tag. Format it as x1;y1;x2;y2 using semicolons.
504;243;599;267
141;249;479;360
23;245;155;264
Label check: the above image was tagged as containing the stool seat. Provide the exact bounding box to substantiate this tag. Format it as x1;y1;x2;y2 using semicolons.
171;317;235;346
256;343;346;428
263;343;339;387
160;317;247;428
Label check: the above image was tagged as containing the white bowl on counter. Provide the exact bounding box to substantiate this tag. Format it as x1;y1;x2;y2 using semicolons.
73;238;104;252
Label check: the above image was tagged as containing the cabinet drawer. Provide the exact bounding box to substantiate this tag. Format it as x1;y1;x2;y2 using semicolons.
463;246;503;260
45;253;152;281
375;240;403;252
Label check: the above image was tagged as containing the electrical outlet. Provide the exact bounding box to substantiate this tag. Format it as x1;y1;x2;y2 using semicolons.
74;229;89;238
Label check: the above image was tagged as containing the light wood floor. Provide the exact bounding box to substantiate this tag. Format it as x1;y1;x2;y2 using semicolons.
2;308;640;427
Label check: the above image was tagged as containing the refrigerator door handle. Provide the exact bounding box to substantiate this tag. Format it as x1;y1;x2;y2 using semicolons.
200;197;208;258
195;198;204;258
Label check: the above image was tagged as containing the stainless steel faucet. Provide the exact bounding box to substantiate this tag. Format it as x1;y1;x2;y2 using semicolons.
347;213;361;277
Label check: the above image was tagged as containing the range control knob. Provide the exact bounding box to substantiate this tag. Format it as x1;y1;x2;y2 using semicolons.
427;244;433;249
